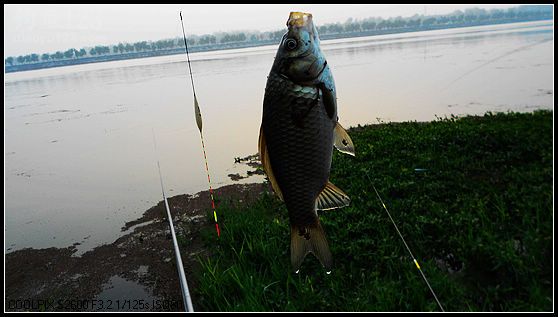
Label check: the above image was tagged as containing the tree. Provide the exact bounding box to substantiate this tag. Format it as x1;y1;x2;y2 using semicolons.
395;17;406;28
344;18;361;33
361;20;376;31
422;17;436;27
41;53;50;61
6;56;14;66
505;8;517;19
94;46;110;55
272;30;285;40
64;49;75;59
437;15;450;25
326;23;342;33
408;17;421;28
376;20;387;30
490;9;504;20
52;51;63;60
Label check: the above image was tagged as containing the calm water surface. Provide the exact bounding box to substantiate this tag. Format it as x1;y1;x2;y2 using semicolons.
4;21;553;254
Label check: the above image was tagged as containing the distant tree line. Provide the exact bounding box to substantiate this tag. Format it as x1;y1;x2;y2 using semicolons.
5;5;553;67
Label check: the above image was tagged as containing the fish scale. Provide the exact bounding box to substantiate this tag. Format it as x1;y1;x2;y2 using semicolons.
263;71;334;227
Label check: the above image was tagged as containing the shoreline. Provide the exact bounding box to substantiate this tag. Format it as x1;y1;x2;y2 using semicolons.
5;182;271;312
5;110;553;311
5;18;552;74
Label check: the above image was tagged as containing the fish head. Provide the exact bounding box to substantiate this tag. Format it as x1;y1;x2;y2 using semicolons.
274;12;327;83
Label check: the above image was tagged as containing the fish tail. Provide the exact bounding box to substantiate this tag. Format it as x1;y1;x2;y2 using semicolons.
290;221;333;272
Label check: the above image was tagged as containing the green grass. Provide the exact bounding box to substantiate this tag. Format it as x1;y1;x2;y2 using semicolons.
188;110;553;312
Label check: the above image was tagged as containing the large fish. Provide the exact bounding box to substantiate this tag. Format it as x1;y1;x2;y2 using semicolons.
259;12;355;273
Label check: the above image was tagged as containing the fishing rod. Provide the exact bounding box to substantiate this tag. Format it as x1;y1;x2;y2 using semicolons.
152;129;194;312
366;174;445;312
179;10;220;237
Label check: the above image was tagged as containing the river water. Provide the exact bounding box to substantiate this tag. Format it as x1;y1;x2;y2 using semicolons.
4;21;553;254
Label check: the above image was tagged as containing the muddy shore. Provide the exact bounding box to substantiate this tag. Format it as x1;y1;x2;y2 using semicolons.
5;182;271;312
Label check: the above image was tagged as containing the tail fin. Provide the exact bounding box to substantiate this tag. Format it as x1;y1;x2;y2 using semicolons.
290;221;333;272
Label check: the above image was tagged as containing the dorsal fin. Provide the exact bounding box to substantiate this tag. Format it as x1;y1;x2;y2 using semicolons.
258;126;284;201
333;122;355;156
316;181;350;210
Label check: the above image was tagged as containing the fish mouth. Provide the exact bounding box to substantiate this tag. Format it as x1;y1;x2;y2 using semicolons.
287;12;313;28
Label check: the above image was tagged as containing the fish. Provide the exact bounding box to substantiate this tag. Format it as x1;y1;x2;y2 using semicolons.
258;12;355;273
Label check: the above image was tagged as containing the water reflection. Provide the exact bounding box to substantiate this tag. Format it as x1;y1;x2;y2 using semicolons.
4;21;553;254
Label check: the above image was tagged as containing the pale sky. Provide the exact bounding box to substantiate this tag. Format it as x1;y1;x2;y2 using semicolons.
4;4;519;57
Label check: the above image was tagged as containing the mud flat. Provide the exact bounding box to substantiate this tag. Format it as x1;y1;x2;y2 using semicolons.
5;182;271;312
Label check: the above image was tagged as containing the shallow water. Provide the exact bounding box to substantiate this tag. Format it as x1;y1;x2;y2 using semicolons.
4;21;553;254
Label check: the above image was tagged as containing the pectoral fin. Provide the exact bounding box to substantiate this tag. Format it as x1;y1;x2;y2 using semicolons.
333;122;355;156
316;181;350;210
258;126;284;201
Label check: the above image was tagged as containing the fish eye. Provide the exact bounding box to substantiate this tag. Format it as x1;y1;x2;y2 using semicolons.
285;38;298;51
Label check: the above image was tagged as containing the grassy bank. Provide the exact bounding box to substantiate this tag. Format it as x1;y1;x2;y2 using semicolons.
186;110;553;312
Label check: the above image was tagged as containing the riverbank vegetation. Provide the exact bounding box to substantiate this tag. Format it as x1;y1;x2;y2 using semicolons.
189;110;553;311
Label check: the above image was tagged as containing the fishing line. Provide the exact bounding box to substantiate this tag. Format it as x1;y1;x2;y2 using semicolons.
366;174;445;312
152;129;194;312
179;11;220;237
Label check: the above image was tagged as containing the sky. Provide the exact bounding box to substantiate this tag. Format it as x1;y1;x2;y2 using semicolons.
4;4;519;57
